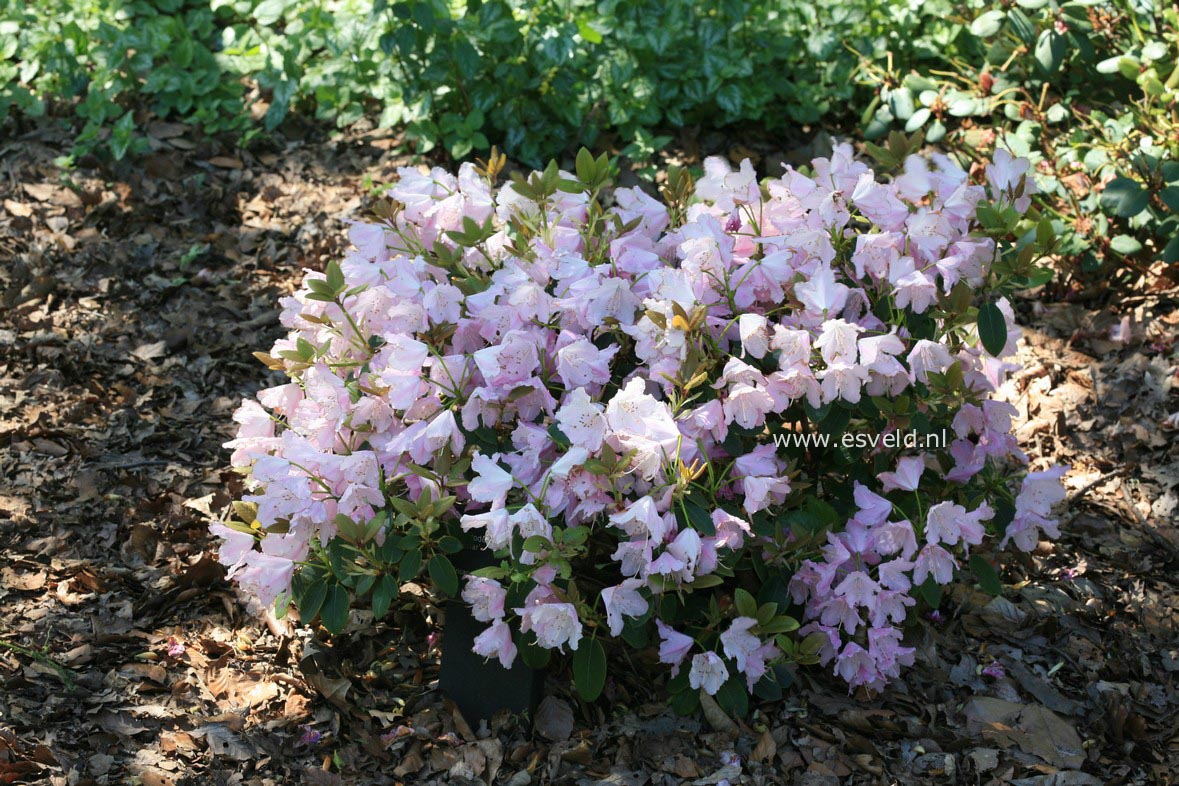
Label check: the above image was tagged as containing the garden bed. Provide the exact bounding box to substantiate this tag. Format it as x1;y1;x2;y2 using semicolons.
1;125;1177;785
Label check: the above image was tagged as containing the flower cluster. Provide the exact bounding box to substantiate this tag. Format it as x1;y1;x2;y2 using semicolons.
219;144;1064;706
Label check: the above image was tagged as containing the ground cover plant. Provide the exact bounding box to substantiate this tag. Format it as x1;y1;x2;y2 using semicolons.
218;140;1066;715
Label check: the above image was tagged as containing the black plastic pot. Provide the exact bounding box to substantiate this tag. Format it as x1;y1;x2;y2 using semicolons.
438;549;543;724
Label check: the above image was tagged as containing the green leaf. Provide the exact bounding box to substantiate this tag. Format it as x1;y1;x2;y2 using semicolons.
437;535;463;554
1159;235;1179;263
752;672;783;701
681;496;715;536
734;588;758;619
572;638;607;701
522;535;550;553
428;554;459;596
325;260;345;293
1034;30;1067;73
669;688;700;716
970;554;1003;596
110;111;136;161
576;18;602;45
320;584;350;634
297;576;329;621
1100;177;1149;218
904;107;931;133
575;147;595;184
620;619;648;649
970;9;1006;36
714;675;749;717
398;548;422;583
916;576;943;608
1159;186;1179;212
372;574;397;619
1109;235;1142;256
977;302;1008;357
519;637;551;669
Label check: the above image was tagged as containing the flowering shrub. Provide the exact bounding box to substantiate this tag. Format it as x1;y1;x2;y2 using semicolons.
218;140;1065;714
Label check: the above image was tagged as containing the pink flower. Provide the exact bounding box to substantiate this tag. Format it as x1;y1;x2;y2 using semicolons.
555;389;607;452
719;617;762;672
853;482;893;526
555;336;617;389
912;543;957;586
818;361;867;403
227;147;1051;699
468;453;514;508
834;571;880;608
907;339;953;384
665;528;704;580
815;319;862;365
738;314;770;359
834;642;877;689
473;620;518;669
234;552;294;608
472;330;540;387
924;501;969;546
712;510;752;550
518;602;582;652
876;558;915;592
878;456;925;492
987;148;1037;212
1015;466;1068;516
796;265;849;316
890;257;938;313
211;522;256;570
608;496;668;542
604;379;681;480
872;519;918;559
1002;466;1067;551
656;620;694;672
462;576;507;622
601;579;648;636
460;509;513;551
867;626;914;677
982;660;1006;679
723;383;775;428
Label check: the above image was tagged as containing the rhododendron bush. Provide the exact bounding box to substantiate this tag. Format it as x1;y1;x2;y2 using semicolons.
217;140;1066;714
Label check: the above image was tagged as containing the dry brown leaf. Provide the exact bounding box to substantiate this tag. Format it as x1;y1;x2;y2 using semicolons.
698;691;738;737
0;569;47;591
750;728;776;764
534;696;574;742
3;200;32;217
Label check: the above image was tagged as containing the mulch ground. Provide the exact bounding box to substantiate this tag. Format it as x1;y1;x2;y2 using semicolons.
1;124;1177;786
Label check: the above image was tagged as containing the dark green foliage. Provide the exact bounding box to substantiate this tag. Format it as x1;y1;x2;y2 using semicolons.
2;0;958;164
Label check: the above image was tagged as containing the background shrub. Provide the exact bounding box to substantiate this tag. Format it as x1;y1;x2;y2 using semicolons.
860;0;1179;288
2;0;955;164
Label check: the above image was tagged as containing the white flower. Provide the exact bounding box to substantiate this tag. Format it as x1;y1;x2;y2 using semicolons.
689;652;730;695
555;389;607;452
